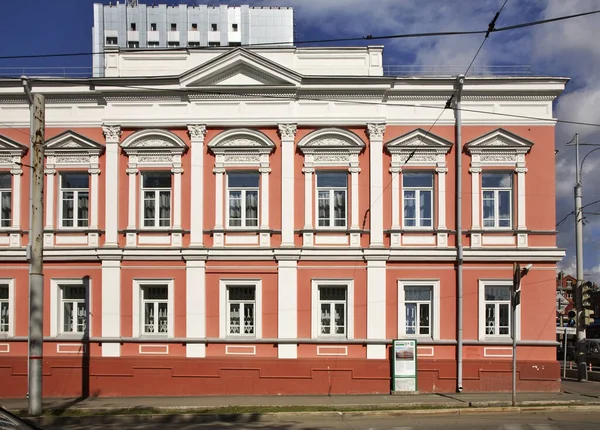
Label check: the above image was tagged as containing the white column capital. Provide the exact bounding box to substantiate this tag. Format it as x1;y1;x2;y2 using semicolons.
102;124;122;143
469;167;482;174
366;123;386;140
436;167;449;174
515;167;528;174
302;167;315;174
187;124;207;142
259;167;272;174
44;168;56;176
126;167;138;175
213;167;226;174
278;123;297;140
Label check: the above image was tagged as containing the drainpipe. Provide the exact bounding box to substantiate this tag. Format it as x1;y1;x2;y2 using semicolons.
455;74;465;393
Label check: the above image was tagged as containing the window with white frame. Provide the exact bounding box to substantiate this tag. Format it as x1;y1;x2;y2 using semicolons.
0;283;9;333
60;173;89;228
142;285;169;335
403;172;433;228
60;285;87;334
398;280;440;340
142;172;171;227
0;173;11;228
227;172;259;228
226;285;256;336
482;172;512;228
483;285;511;336
316;172;347;228
311;280;354;339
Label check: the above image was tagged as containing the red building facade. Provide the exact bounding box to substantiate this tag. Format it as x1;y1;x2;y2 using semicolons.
0;47;567;397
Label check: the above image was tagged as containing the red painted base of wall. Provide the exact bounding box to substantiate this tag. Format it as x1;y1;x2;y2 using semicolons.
0;357;560;398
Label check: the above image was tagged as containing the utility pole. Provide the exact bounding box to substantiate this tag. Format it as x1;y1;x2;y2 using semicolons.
512;263;521;407
28;93;45;415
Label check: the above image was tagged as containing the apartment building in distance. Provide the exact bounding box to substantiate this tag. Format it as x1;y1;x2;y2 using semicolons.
0;43;567;397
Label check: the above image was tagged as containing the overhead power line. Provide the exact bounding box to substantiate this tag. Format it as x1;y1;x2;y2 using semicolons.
0;9;598;61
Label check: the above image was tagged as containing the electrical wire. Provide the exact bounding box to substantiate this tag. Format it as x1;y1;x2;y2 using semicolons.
556;198;600;227
0;8;598;61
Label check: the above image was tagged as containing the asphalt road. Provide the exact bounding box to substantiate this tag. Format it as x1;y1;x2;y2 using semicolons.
36;411;600;430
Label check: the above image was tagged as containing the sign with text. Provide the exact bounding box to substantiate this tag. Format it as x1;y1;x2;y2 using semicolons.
392;339;417;392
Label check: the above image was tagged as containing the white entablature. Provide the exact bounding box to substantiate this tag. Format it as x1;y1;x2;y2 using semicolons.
44;130;105;171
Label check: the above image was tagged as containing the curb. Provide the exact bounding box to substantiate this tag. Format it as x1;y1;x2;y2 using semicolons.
23;403;600;427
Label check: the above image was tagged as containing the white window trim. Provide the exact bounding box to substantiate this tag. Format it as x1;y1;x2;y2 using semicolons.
226;172;260;230
478;279;520;341
0;279;15;337
397;280;440;341
133;279;175;338
139;172;172;229
58;172;90;229
0;175;12;228
315;172;348;230
50;278;91;338
401;172;434;230
219;279;262;339
311;279;354;340
481;173;513;230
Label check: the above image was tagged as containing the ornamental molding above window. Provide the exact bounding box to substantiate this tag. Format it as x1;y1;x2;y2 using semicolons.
0;135;28;173
208;129;275;170
385;129;452;169
121;129;188;172
44;131;104;173
466;128;533;168
297;128;365;168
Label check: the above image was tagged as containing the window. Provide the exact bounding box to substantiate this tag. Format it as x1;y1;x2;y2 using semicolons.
227;286;255;336
150;23;157;31
228;42;242;47
398;280;440;340
209;41;220;47
211;23;218;31
316;172;347;228
60;173;89;228
60;285;87;334
106;37;118;45
148;41;159;47
0;283;9;334
142;285;169;335
311;280;354;339
482;172;512;228
130;23;137;31
142;172;171;228
189;42;200;47
128;41;139;48
191;23;198;30
168;41;180;47
403;172;433;228
566;280;572;289
483;285;511;337
219;280;262;339
170;23;177;31
227;172;259;228
232;23;238;32
0;173;11;228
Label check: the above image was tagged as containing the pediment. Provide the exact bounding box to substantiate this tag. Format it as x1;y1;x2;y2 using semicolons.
385;129;452;153
45;131;103;153
297;128;365;153
121;129;187;154
208;129;275;153
466;128;533;152
180;48;301;88
0;134;28;155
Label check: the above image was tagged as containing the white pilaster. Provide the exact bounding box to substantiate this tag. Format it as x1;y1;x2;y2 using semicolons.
214;167;225;230
44;169;55;229
367;259;387;359
186;260;206;358
278;259;298;358
172;167;183;229
126;166;138;230
101;259;121;357
350;164;360;229
89;163;100;230
259;160;270;230
516;167;527;230
367;124;386;247
302;166;314;246
436;166;448;229
188;125;206;246
390;167;401;229
279;124;297;247
103;125;121;247
10;168;22;229
470;167;481;229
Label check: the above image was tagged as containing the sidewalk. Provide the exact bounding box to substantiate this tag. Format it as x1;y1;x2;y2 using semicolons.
2;379;600;413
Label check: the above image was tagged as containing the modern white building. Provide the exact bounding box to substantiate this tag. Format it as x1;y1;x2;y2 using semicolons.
92;2;294;76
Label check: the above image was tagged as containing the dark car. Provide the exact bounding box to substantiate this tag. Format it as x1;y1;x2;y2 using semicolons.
585;339;600;367
0;407;42;430
557;342;577;361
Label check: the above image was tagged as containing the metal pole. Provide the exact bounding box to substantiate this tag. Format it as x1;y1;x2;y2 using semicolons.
511;262;520;407
563;327;568;378
455;74;465;393
574;133;588;382
28;93;45;416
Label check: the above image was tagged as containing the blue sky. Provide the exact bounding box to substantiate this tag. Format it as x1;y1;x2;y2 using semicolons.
1;0;600;280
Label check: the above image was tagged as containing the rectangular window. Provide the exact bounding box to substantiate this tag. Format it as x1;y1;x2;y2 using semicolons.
318;286;347;336
168;41;180;47
60;285;87;334
148;41;159;47
228;42;242;47
0;284;9;333
227;172;259;228
227;286;255;336
404;286;432;336
142;285;169;335
189;42;200;47
191;23;198;30
60;173;89;228
128;41;139;48
209;41;220;47
150;23;157;31
170;23;177;31
130;23;137;31
482;172;512;228
142;172;171;228
316;172;347;228
403;172;433;228
0;173;11;228
211;23;218;31
484;285;511;336
232;23;238;32
106;37;118;45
